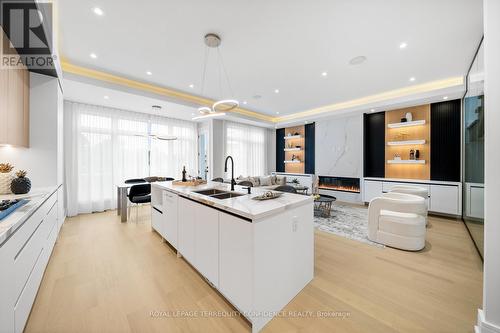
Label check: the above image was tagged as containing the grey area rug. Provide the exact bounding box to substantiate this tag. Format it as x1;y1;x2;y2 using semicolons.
314;203;384;247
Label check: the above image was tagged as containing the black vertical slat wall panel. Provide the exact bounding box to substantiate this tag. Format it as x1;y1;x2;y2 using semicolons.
430;100;461;181
363;112;386;177
276;128;285;172
304;123;315;174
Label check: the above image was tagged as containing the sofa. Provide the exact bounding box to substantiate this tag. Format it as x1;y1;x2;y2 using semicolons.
229;174;287;189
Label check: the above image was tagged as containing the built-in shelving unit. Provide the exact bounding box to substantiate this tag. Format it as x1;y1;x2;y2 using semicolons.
284;160;302;164
387;120;426;128
284;147;302;151
387;139;426;146
284;135;302;140
387;159;426;164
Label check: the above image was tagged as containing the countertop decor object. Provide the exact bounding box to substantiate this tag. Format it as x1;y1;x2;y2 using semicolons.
0;163;15;194
172;179;207;186
252;191;282;201
0;199;28;220
11;170;31;194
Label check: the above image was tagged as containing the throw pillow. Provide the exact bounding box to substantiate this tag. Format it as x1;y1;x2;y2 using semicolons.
276;175;286;185
270;175;277;185
260;176;272;186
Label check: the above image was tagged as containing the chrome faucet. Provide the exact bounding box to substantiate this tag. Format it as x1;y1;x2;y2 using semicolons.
224;155;235;191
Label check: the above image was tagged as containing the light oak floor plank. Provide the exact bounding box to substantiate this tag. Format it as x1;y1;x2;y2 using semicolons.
25;205;482;333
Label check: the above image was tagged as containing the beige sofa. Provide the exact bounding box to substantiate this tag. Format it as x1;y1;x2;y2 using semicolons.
233;174;287;189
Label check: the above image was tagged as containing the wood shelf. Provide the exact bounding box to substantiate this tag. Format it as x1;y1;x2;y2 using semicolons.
387;120;426;128
387;159;426;164
387;139;426;146
284;147;302;151
284;160;302;164
284;135;302;140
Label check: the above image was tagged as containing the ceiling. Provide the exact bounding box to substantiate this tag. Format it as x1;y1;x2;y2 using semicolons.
58;0;483;117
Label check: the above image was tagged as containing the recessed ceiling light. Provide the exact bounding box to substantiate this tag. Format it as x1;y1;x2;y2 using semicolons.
304;120;308;124
409;77;416;82
370;108;375;112
349;56;367;65
242;101;247;105
90;53;97;59
274;89;280;94
103;95;109;99
191;113;195;116
276;112;280;115
321;72;328;77
399;42;408;49
189;84;195;88
92;7;104;16
146;71;152;76
443;96;449;100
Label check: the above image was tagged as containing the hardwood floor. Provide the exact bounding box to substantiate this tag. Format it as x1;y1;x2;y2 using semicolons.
25;206;482;333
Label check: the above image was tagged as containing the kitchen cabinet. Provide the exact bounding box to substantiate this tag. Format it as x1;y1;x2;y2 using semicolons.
178;197;196;264
0;28;29;147
162;191;178;248
219;212;253;314
0;189;60;333
194;203;219;287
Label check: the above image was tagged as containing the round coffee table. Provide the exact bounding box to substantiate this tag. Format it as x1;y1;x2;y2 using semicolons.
314;194;336;217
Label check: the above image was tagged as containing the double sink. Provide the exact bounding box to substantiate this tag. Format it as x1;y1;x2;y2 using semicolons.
193;188;245;200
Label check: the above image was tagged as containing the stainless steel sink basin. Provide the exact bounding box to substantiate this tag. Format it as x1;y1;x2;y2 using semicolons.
193;189;228;196
210;192;244;200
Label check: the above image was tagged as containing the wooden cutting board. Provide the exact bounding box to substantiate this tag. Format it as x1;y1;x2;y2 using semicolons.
172;179;207;186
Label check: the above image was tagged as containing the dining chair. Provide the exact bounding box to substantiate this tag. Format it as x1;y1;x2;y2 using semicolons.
127;184;151;222
124;178;145;184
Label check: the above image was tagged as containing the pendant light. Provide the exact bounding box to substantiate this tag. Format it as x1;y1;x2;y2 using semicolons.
197;33;239;115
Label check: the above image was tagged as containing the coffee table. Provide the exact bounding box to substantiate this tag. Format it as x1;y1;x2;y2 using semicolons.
314;194;336;217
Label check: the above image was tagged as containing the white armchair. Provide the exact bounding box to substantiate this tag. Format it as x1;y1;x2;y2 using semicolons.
390;185;428;200
368;192;427;251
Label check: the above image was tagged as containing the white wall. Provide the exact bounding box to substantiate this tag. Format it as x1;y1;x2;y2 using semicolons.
315;113;363;178
478;1;500;332
0;73;63;188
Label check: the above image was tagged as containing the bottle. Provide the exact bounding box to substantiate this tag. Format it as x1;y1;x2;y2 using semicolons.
415;149;420;160
409;149;415;160
182;166;187;182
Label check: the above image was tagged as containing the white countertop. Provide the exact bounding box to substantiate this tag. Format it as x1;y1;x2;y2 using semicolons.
363;177;461;186
152;181;313;221
0;187;58;246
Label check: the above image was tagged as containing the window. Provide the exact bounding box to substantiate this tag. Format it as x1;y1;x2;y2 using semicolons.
224;121;268;177
65;101;198;216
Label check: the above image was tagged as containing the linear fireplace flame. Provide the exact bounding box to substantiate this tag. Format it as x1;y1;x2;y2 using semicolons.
318;176;360;193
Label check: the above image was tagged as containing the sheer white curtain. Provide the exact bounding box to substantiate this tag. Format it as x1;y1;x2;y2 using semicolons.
64;101;197;216
224;121;268;177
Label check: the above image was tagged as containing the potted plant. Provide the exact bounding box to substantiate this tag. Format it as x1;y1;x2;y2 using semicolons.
0;163;14;194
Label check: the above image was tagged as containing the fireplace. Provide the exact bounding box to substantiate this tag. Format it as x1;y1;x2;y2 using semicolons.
318;176;360;193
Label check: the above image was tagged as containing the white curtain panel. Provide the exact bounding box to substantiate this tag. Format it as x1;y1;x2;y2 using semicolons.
64;101;197;216
224;121;268;177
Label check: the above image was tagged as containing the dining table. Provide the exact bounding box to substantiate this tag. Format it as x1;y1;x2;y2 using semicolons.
116;181;149;222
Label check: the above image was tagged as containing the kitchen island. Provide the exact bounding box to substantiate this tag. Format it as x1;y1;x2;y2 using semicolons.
151;181;314;333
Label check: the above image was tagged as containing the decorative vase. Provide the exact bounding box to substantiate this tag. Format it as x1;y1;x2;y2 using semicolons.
0;163;15;194
11;170;31;194
0;172;14;194
405;112;413;122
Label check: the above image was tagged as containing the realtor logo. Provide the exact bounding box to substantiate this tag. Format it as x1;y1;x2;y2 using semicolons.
1;0;54;69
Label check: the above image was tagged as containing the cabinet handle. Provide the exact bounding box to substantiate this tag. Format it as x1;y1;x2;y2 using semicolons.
153;207;163;214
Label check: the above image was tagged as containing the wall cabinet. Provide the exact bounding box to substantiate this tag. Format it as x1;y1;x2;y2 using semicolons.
429;185;459;215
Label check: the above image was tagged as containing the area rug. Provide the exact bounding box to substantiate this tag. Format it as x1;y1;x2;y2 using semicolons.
314;203;384;247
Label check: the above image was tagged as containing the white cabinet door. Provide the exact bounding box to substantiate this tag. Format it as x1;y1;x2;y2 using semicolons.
219;213;253;314
178;197;196;264
163;191;178;249
429;185;459;215
363;180;382;202
194;204;219;287
151;206;163;234
469;185;484;219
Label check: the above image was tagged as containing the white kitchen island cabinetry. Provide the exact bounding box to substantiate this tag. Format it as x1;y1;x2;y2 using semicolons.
151;181;314;333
